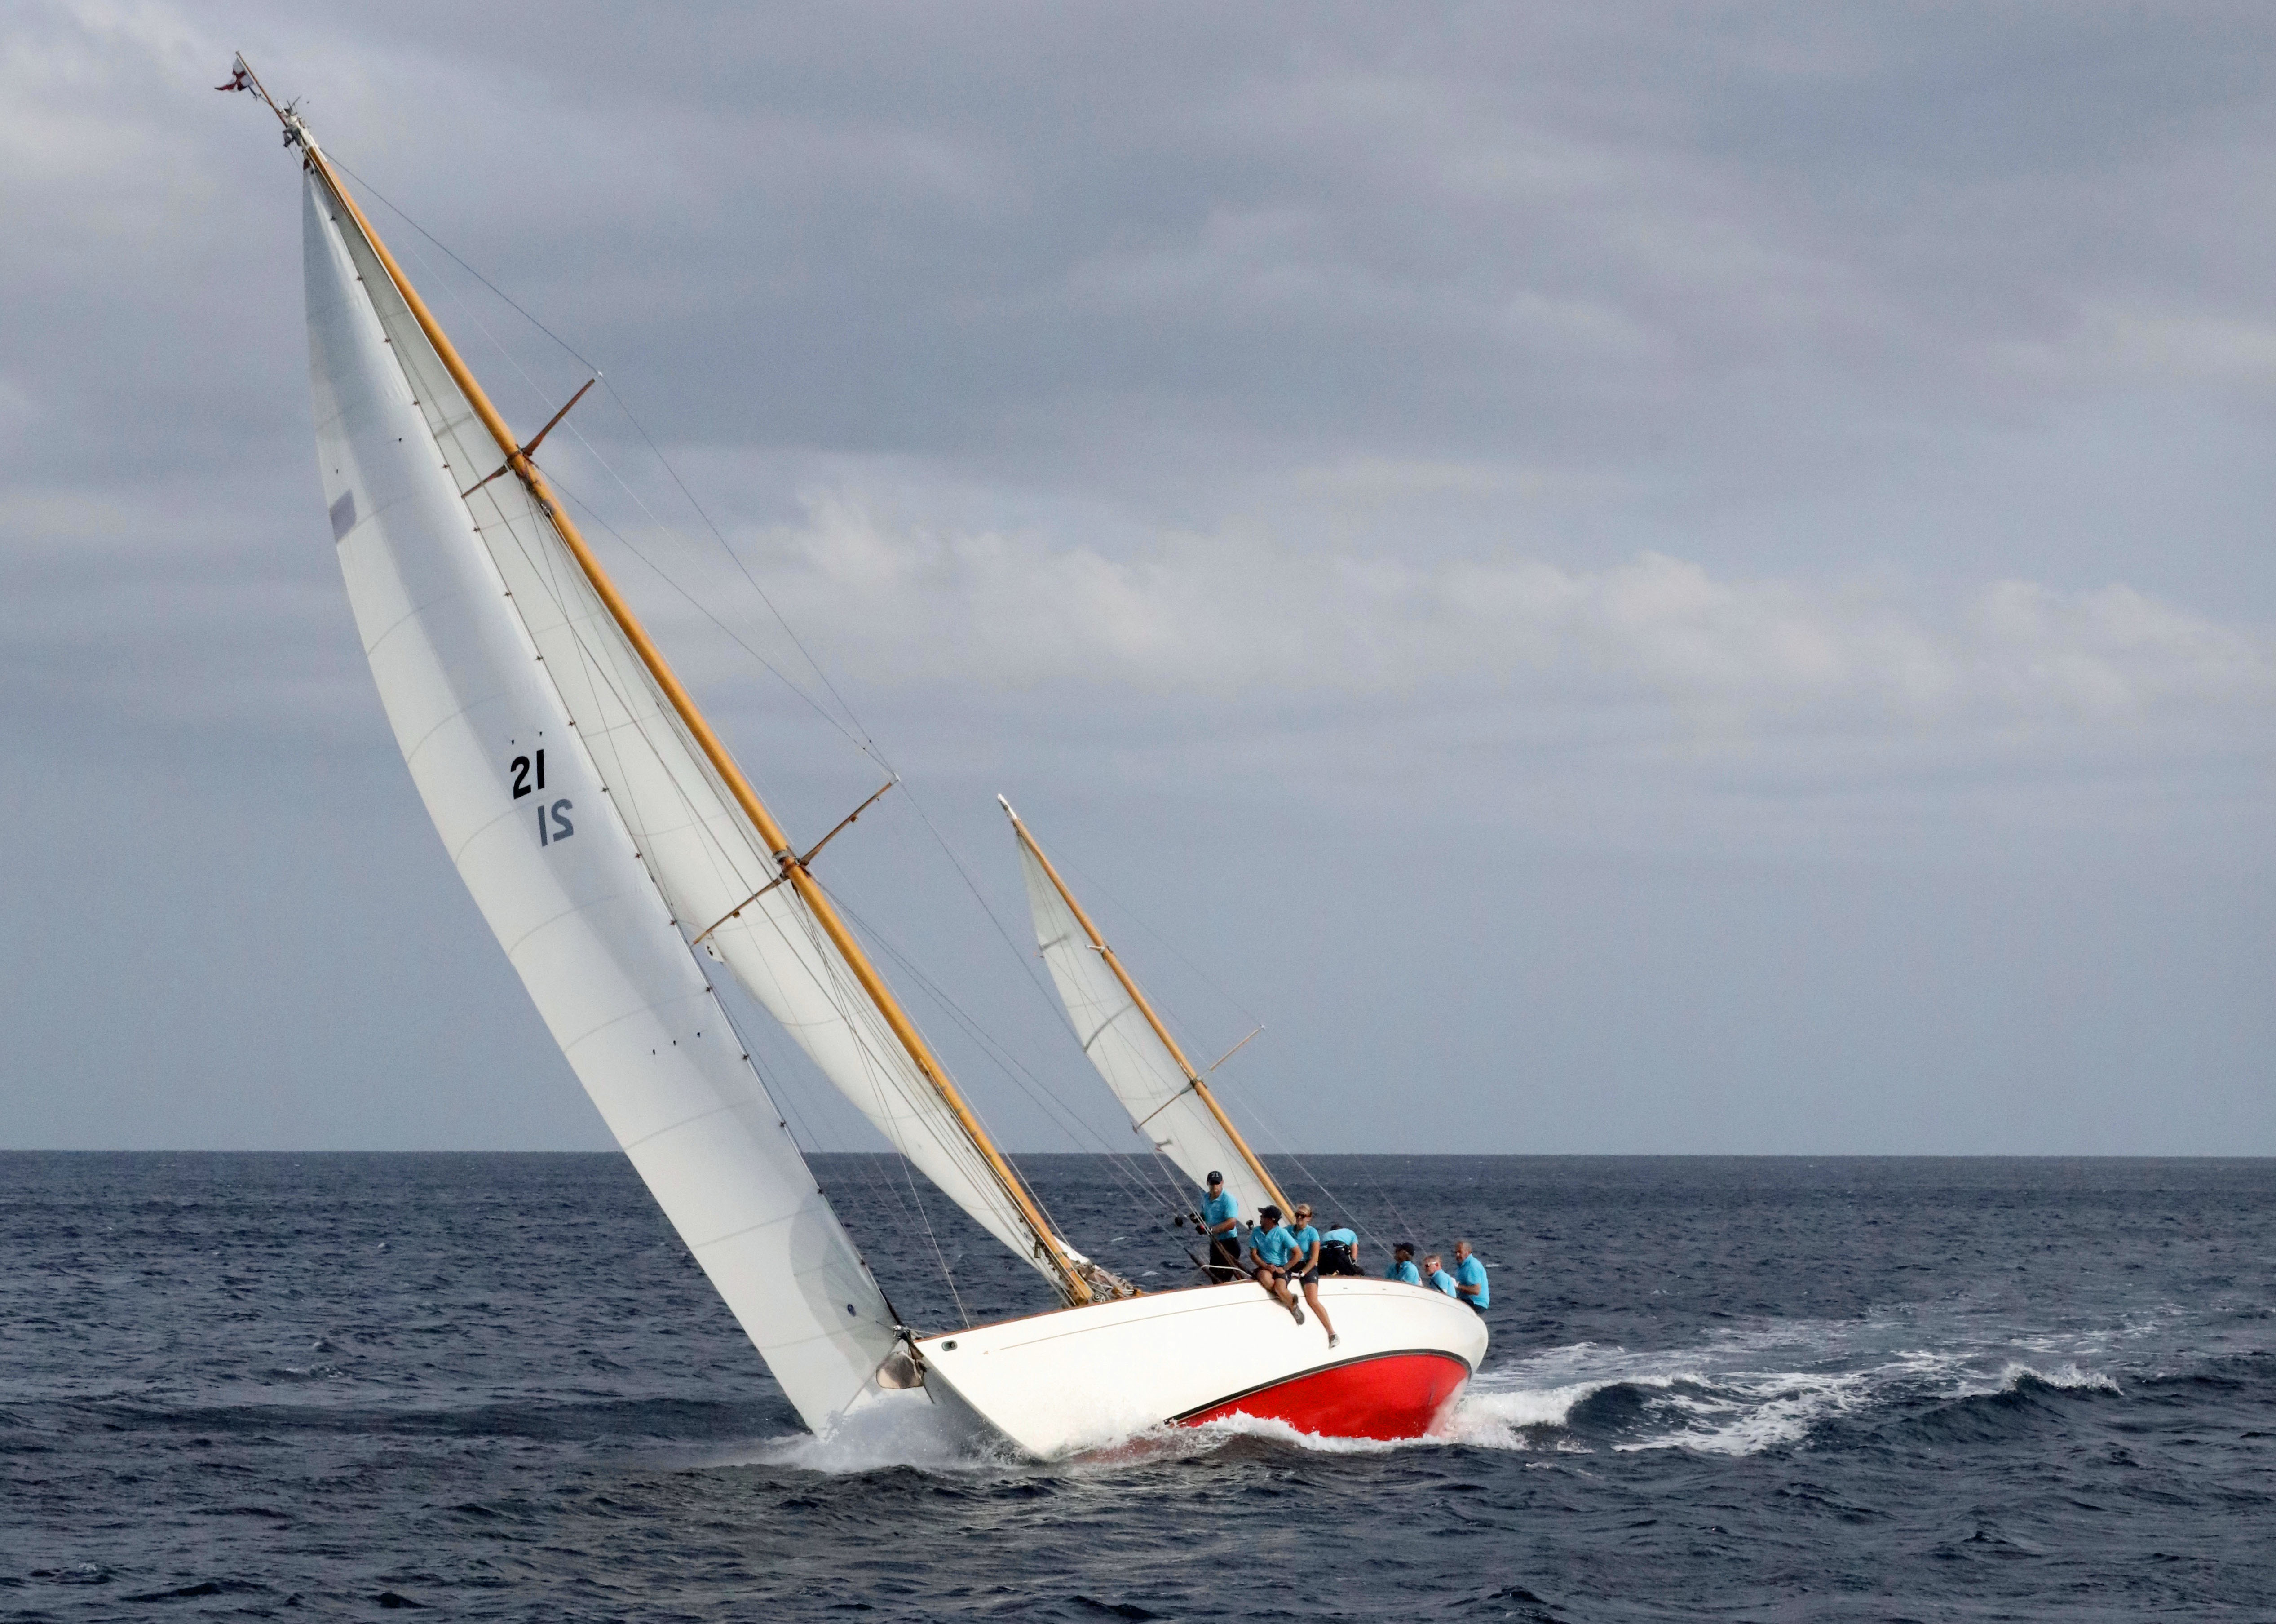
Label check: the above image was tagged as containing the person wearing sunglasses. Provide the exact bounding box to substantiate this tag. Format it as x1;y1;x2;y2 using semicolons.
1247;1204;1305;1323
1287;1204;1340;1350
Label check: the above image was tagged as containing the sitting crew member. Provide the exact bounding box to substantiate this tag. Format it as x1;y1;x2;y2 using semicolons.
1452;1239;1490;1315
1384;1242;1422;1285
1199;1171;1242;1283
1423;1252;1458;1297
1318;1225;1362;1277
1288;1204;1340;1349
1247;1204;1304;1323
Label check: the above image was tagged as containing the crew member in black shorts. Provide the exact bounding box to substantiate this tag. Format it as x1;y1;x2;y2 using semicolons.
1198;1170;1243;1283
1288;1203;1339;1349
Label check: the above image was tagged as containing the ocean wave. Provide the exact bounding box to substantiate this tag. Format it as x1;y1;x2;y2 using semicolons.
1992;1361;2123;1395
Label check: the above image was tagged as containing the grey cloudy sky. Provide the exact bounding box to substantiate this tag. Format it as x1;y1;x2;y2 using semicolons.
2;1;2269;1156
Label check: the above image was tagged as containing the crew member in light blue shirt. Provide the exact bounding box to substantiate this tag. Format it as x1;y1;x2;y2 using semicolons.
1318;1226;1361;1276
1246;1204;1304;1323
1288;1203;1339;1348
1199;1171;1242;1283
1452;1239;1489;1314
1423;1252;1457;1297
1385;1243;1422;1286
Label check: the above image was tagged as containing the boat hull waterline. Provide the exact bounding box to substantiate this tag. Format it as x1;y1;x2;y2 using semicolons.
914;1277;1487;1458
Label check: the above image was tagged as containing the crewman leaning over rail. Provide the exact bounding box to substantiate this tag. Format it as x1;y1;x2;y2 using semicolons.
1248;1205;1305;1323
1288;1203;1339;1349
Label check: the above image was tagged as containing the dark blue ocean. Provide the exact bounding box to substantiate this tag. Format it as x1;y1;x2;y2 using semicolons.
2;1154;2270;1621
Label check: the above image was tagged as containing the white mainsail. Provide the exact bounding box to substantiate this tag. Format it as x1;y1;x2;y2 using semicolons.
303;169;908;1430
1007;807;1286;1226
305;166;1078;1294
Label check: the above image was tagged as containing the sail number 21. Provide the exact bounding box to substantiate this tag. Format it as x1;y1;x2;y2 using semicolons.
510;748;573;846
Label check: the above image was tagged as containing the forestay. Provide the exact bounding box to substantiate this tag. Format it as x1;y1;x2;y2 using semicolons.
305;172;1078;1292
303;170;907;1430
1012;830;1280;1226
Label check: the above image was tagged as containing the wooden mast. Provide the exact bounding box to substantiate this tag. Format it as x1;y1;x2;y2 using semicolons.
1000;800;1290;1214
290;126;1095;1308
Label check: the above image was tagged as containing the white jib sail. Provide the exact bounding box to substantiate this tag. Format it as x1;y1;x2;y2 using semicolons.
1013;833;1280;1226
303;170;1074;1293
303;170;901;1431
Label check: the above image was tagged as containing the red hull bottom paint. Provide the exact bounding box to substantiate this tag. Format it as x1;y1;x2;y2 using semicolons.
1176;1352;1472;1441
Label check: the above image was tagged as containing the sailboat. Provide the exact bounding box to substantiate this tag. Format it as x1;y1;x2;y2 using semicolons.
230;59;1484;1459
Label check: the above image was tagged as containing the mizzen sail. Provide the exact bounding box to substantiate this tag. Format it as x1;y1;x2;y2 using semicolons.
1003;802;1288;1225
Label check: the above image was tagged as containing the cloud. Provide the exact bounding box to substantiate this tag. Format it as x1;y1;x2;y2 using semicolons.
680;495;2275;745
0;1;2269;1155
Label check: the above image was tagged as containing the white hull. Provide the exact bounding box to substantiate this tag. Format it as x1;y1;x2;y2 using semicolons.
912;1278;1487;1458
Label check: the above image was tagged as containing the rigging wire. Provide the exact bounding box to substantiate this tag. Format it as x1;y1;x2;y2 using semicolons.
329;157;599;372
373;219;867;760
582;388;885;764
704;981;948;1317
1047;840;1266;1040
823;877;1195;1233
337;157;885;762
836;903;1178;1241
545;475;873;752
869;773;1239;1274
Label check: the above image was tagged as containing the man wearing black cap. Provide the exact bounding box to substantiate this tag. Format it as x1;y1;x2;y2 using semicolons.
1199;1171;1243;1283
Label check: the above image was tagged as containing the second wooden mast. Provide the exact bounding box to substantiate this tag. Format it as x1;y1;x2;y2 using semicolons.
294;127;1096;1309
1000;800;1290;1215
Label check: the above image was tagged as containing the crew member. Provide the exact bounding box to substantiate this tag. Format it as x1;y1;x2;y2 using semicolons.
1247;1204;1304;1323
1452;1239;1489;1314
1384;1243;1422;1285
1287;1204;1339;1348
1318;1225;1362;1276
1423;1252;1457;1297
1199;1171;1242;1283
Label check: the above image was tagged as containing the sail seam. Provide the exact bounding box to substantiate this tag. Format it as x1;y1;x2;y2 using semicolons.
616;1099;738;1156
